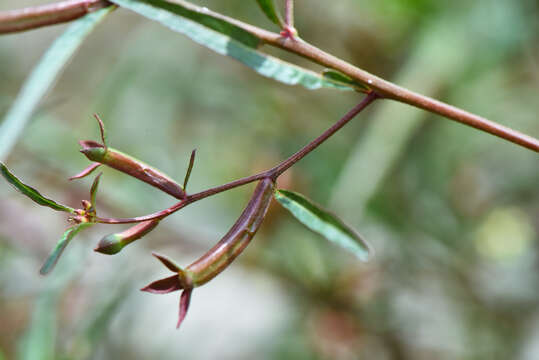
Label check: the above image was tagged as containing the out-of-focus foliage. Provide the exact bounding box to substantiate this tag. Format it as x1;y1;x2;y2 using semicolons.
0;0;538;359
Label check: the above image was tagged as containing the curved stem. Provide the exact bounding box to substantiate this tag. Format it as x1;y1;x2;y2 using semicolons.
269;92;378;178
97;94;376;224
1;1;538;151
0;0;111;34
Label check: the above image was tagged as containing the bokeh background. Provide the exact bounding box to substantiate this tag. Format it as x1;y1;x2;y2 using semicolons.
1;0;539;359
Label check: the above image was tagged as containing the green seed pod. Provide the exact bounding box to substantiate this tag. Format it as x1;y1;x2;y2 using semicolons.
95;219;160;255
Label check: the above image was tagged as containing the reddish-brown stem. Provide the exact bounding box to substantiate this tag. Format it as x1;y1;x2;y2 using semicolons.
1;1;537;151
0;0;111;34
284;0;293;29
258;35;539;152
269;92;378;178
96;94;376;224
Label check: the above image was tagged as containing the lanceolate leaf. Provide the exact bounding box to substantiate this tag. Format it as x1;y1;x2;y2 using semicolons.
109;0;352;91
0;162;74;213
322;69;370;93
40;223;94;275
256;0;284;27
0;6;114;162
274;189;371;261
89;173;102;210
114;0;260;48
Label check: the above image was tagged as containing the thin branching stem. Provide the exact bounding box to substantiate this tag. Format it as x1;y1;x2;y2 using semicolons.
96;94;377;224
1;0;537;151
270;92;378;178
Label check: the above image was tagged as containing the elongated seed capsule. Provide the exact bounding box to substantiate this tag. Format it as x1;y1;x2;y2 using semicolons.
187;177;275;286
141;178;275;329
79;141;185;199
95;219;160;255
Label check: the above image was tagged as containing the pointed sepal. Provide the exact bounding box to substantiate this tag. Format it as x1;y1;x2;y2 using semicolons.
69;162;101;181
177;288;193;329
93;113;108;149
79;140;107;162
141;252;194;328
152;252;181;272
140;274;182;294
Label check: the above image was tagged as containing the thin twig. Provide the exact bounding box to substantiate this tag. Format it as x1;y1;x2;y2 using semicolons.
247;30;539;152
0;0;111;34
135;1;539;152
96;95;376;224
270;92;378;177
1;0;537;152
284;0;293;29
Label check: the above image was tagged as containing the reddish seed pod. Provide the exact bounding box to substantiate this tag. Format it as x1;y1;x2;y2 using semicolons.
79;141;186;200
187;177;275;286
141;177;275;329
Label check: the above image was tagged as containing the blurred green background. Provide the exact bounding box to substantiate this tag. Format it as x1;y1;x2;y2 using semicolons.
1;0;538;359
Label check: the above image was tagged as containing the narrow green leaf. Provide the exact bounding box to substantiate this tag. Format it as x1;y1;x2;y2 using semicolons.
40;223;94;275
117;0;260;48
110;0;351;91
322;69;370;92
256;0;284;27
0;6;114;162
274;189;371;261
183;149;196;190
89;172;102;210
0;162;74;213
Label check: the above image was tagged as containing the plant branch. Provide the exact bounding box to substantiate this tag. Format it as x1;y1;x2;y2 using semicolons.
243;28;539;152
284;0;293;29
143;1;539;152
1;0;537;152
270;92;378;177
0;0;111;34
96;94;376;224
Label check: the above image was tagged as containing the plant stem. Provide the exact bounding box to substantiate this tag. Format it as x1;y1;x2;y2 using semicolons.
284;0;293;29
1;1;537;152
96;94;376;224
0;0;111;34
252;34;539;152
131;1;538;151
270;92;378;178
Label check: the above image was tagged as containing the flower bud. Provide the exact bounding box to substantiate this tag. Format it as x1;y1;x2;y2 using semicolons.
95;219;159;255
